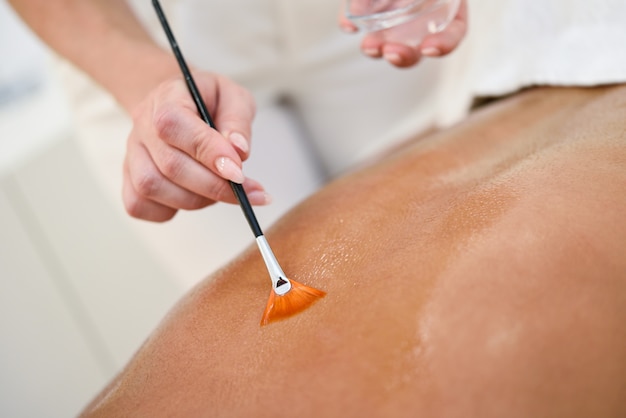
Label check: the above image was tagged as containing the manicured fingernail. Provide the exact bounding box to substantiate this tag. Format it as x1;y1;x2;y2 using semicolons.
247;190;272;205
229;132;249;154
421;47;441;57
215;157;245;184
383;52;402;64
364;48;381;57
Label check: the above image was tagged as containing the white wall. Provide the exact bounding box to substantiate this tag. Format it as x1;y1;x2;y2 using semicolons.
0;2;183;416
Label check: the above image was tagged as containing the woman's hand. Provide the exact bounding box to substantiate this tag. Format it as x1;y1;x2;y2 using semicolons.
122;71;269;222
339;0;468;68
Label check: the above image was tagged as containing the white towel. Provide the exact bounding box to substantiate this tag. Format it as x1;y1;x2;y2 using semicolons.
432;0;626;125
472;0;626;97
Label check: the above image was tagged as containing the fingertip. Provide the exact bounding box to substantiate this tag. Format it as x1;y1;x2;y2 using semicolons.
382;44;421;67
215;156;245;184
338;2;358;33
247;190;273;206
421;46;441;57
340;21;358;33
228;132;250;158
421;18;467;57
241;178;271;205
361;36;383;58
383;51;403;65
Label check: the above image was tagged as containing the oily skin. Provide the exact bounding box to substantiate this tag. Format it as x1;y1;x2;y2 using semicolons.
81;86;626;417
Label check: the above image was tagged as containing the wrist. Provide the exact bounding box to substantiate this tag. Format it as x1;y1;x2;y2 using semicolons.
104;43;181;113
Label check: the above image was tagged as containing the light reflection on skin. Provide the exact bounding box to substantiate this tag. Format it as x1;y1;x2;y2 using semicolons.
81;86;626;417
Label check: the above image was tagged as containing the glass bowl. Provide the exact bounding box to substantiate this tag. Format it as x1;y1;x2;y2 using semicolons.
345;0;461;46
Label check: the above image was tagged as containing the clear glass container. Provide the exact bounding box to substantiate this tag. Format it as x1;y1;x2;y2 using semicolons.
345;0;461;46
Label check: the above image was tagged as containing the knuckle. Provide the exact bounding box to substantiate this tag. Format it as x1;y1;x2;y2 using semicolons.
159;150;185;180
207;178;232;202
181;194;212;210
133;170;162;198
153;105;180;139
191;128;214;163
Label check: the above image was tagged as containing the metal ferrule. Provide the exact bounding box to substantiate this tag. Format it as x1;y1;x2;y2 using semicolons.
255;236;292;295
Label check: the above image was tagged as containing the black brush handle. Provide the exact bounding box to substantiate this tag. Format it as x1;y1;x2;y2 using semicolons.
152;0;263;238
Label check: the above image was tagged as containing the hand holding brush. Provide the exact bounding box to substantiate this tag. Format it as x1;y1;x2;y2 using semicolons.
152;0;325;325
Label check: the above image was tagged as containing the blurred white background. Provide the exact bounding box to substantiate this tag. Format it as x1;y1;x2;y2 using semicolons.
0;2;184;416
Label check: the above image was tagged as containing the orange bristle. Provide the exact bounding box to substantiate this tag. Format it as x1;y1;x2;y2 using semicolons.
260;280;326;326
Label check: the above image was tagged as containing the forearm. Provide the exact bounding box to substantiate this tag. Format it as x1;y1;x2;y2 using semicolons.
8;0;179;111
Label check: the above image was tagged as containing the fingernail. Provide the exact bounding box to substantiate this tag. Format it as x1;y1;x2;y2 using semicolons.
364;48;381;57
340;25;358;33
383;52;402;64
421;47;441;57
229;132;249;155
215;157;245;184
247;190;272;205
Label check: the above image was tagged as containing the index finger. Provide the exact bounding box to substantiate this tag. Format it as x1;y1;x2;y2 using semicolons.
202;73;256;162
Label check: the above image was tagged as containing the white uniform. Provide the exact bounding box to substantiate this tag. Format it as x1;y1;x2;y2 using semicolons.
57;0;454;286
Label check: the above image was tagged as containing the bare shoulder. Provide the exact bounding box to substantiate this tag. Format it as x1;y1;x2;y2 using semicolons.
81;86;626;418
